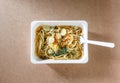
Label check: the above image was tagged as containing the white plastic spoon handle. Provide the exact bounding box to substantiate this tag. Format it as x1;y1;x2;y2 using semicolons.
87;40;115;48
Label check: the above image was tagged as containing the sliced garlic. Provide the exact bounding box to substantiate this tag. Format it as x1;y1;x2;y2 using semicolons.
47;36;55;44
48;49;53;54
61;28;66;36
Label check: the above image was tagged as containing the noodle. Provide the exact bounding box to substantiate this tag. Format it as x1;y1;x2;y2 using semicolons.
34;25;83;60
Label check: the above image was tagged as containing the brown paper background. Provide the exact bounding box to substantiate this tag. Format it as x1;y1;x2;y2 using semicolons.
0;0;120;83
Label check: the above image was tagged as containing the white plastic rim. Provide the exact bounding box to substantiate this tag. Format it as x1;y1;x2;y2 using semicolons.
31;20;88;64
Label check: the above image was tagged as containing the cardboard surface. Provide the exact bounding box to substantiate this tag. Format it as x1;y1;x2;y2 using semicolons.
0;0;120;83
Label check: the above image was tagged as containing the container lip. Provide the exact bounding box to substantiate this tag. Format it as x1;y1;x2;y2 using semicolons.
30;20;88;64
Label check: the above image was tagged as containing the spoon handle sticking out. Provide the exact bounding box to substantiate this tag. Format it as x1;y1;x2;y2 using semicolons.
87;40;115;48
80;37;115;48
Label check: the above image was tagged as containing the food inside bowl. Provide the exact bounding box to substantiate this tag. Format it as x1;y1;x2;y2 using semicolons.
34;25;83;60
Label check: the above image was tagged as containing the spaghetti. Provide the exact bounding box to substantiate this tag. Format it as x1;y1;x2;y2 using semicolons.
34;25;83;60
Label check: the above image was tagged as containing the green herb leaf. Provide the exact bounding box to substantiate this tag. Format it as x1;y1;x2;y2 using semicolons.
61;47;67;54
43;25;50;31
51;47;67;56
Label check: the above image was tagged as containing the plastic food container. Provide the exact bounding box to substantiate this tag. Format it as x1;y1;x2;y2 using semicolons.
31;20;88;64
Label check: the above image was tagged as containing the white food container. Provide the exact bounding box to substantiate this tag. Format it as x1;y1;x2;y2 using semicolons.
31;20;88;64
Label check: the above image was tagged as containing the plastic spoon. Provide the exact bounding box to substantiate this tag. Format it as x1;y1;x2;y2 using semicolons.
80;37;115;48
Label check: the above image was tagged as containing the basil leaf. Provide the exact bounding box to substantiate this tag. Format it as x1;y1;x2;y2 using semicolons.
61;47;67;54
51;47;67;56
